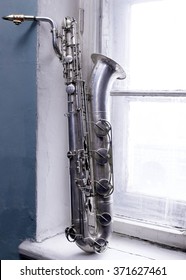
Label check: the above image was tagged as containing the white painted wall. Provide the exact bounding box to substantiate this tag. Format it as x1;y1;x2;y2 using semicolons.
36;0;79;242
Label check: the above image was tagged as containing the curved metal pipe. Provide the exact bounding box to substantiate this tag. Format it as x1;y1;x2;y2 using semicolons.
73;54;126;253
2;14;62;59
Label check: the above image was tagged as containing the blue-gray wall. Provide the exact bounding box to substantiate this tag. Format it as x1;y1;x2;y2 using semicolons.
0;0;37;259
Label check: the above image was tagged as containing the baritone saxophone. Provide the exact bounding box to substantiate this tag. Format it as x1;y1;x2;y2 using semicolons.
3;14;126;253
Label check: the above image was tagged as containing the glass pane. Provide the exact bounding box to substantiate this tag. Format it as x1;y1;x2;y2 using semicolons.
112;96;186;228
108;0;186;91
129;0;186;90
127;99;186;201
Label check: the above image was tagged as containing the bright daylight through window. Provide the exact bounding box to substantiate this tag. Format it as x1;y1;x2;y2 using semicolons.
109;0;186;232
128;0;186;91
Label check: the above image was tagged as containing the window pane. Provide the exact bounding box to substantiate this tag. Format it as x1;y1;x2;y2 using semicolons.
129;0;186;90
107;0;186;91
112;96;186;228
128;99;186;200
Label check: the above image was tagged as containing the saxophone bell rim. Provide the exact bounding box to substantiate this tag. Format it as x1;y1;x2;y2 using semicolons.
91;53;126;80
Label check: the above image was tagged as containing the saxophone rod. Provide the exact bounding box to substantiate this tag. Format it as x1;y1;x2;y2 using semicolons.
2;14;62;59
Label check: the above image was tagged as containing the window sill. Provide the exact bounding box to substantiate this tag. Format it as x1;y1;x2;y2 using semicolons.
19;232;186;260
113;217;186;250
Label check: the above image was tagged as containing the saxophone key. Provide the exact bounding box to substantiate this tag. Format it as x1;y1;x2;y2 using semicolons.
95;178;113;197
64;54;73;63
66;83;75;94
94;119;111;137
93;148;110;165
97;212;112;226
93;238;108;253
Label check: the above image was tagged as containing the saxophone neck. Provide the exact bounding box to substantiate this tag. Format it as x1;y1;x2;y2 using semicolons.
2;14;62;59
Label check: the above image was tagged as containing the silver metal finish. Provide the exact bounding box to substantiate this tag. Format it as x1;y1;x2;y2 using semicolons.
3;14;126;253
2;14;62;59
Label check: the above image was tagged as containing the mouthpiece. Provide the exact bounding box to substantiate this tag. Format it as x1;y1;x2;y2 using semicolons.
2;14;35;25
2;15;10;20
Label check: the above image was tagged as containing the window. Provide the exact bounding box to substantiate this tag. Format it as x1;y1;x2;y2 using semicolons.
100;0;186;245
